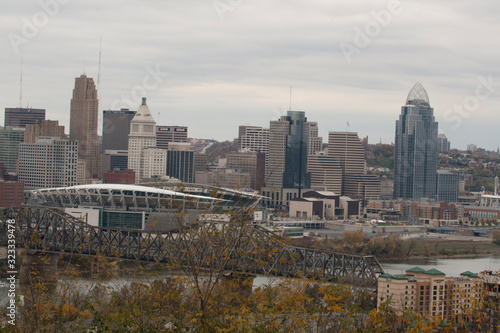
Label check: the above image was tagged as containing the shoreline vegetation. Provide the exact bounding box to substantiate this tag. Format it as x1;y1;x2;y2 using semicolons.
292;230;500;261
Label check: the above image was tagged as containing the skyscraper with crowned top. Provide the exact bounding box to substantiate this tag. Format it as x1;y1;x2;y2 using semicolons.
393;83;438;200
69;74;100;179
128;97;166;183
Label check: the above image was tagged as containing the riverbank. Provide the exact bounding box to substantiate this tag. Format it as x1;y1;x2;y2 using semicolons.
383;237;500;261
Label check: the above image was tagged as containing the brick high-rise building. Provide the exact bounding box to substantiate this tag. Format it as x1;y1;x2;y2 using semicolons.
103;169;135;184
0;182;24;207
4;107;45;127
24;120;65;143
69;74;100;179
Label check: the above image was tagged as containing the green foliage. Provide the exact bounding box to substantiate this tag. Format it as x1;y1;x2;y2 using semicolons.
365;144;395;170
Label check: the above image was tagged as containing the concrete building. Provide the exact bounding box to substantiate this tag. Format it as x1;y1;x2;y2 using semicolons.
226;151;265;190
380;177;394;199
156;126;188;149
289;190;359;220
166;142;194;183
69;74;100;179
0;181;24;207
0;126;25;174
437;170;459;203
289;195;336;220
238;125;269;154
307;154;342;194
467;144;477;152
102;150;129;174
4;107;45;127
18;137;81;189
438;134;450;152
378;267;480;322
143;147;167;180
327;131;380;202
195;169;251;190
128;98;161;183
262;111;311;209
289;198;330;220
394;83;438;201
305;121;323;155
102;109;136;152
352;174;382;201
265;120;289;190
24;119;65;143
194;152;208;173
328;132;365;189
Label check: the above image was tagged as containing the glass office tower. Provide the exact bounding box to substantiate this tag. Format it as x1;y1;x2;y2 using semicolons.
281;111;311;192
394;83;438;200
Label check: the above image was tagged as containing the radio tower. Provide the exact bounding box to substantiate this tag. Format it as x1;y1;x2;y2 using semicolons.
19;57;23;108
97;37;102;100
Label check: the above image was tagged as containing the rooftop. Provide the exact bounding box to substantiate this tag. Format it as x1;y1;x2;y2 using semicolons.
406;82;430;107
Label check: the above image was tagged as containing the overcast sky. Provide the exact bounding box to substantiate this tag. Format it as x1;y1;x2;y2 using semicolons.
1;0;499;150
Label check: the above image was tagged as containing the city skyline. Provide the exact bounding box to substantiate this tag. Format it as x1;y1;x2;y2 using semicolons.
1;1;499;150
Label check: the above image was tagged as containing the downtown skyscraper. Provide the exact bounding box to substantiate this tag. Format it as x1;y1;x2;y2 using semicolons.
262;111;311;208
393;83;438;200
69;74;100;179
128;97;166;183
266;111;310;191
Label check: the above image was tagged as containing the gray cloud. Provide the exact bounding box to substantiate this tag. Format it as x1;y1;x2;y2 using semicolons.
1;0;499;150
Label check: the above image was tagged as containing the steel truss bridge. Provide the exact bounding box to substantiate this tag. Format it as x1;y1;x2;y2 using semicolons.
0;206;384;287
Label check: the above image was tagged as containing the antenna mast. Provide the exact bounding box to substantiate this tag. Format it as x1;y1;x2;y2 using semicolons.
97;37;102;100
19;57;23;108
289;86;292;111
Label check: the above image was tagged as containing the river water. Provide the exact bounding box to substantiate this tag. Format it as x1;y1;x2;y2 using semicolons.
380;255;500;277
2;255;499;306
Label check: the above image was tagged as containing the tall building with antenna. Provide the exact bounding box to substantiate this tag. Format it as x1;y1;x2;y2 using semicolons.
4;108;45;127
69;74;100;179
5;58;46;128
261;110;311;209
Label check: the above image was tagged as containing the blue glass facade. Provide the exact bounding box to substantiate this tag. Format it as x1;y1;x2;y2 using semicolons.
281;111;311;192
394;83;438;200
